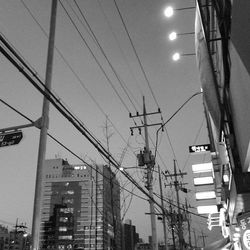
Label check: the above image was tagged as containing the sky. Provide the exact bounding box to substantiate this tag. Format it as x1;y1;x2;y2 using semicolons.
0;0;221;246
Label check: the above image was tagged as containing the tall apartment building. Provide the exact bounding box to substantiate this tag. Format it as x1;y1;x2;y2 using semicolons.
39;158;121;250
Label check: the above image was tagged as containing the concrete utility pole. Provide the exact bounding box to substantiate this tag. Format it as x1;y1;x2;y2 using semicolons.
158;165;169;250
173;160;184;250
31;1;57;249
164;160;187;250
129;96;162;250
143;97;158;250
199;231;207;248
185;199;192;248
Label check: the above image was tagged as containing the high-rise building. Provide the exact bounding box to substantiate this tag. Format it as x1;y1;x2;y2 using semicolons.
39;158;121;250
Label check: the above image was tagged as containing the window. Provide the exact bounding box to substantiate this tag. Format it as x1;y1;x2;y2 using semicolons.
59;227;67;232
60;207;74;213
58;235;72;240
64;198;74;204
59;217;68;222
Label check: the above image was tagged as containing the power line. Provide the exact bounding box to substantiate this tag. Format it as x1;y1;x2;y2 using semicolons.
58;0;132;114
19;0;141;165
96;0;144;102
67;0;140;113
0;96;151;205
113;0;161;110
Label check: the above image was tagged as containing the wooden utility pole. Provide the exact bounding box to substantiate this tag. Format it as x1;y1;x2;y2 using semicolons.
31;1;57;249
129;96;162;250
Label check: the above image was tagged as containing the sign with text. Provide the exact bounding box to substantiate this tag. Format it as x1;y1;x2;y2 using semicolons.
0;131;23;147
237;211;250;250
189;144;211;153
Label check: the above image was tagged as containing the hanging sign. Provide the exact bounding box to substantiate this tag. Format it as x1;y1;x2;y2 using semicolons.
189;144;211;153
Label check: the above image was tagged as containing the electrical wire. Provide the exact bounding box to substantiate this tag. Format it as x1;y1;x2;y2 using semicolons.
96;0;144;104
113;0;161;110
66;0;140;113
18;0;148;191
58;0;132;115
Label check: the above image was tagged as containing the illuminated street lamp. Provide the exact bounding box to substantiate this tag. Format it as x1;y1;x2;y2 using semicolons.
169;32;177;41
168;31;195;41
172;52;180;61
172;52;196;61
164;6;174;18
164;5;195;18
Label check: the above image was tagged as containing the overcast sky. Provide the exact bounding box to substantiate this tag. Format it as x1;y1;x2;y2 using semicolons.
0;0;220;246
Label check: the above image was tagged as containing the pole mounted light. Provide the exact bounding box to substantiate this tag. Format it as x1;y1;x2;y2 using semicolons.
172;52;196;62
168;31;195;41
164;6;196;18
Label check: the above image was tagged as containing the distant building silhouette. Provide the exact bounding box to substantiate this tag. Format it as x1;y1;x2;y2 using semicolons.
122;219;139;250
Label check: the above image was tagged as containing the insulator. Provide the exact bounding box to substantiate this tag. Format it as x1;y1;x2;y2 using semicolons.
130;128;133;136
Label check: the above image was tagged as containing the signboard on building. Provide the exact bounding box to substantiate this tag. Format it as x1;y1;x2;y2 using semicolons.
0;130;23;147
237;211;250;250
189;144;211;153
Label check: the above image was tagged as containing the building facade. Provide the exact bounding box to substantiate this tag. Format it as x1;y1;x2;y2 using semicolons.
195;0;250;247
39;158;121;250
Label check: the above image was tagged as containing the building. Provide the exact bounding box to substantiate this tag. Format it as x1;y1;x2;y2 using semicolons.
39;158;121;250
195;0;250;247
122;219;139;250
0;225;30;250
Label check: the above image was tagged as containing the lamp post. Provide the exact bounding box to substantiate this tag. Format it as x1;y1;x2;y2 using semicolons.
155;91;203;158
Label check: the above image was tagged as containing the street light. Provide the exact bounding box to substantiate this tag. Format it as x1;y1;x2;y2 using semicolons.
168;31;195;41
164;5;196;18
155;91;203;158
172;52;180;61
164;6;174;18
172;52;196;61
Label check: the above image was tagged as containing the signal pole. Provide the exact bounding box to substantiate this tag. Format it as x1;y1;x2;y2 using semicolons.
130;96;162;250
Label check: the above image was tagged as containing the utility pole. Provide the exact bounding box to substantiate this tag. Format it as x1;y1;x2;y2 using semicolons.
199;231;207;248
158;165;169;250
193;230;197;249
31;1;57;249
185;199;192;248
164;160;187;250
173;160;183;250
169;205;176;250
130;96;162;250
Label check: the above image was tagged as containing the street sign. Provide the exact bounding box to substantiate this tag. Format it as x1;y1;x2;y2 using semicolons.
189;144;211;153
0;130;23;147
